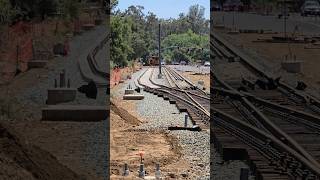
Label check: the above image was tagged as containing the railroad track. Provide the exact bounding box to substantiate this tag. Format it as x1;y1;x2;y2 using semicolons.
78;34;109;87
137;66;210;130
211;31;320;179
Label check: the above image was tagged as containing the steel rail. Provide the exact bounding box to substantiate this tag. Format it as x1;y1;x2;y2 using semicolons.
167;66;208;95
212;80;320;169
161;67;210;113
164;66;210;102
136;67;210;129
211;30;320;111
150;68;210;116
212;107;320;177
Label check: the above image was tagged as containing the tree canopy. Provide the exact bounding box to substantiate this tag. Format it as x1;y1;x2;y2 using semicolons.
162;30;209;63
110;15;133;67
111;3;209;67
1;0;105;23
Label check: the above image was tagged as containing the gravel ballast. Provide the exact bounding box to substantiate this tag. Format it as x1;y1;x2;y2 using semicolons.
114;67;255;179
115;68;210;178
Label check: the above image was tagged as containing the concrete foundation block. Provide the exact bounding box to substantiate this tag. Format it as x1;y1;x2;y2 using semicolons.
198;81;204;86
46;88;76;105
28;60;47;68
124;89;135;95
42;105;108;121
281;61;302;73
123;94;144;100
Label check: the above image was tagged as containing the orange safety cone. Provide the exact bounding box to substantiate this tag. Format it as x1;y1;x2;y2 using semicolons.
138;150;145;163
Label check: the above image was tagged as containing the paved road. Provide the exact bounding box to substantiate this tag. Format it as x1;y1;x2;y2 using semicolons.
212;12;320;35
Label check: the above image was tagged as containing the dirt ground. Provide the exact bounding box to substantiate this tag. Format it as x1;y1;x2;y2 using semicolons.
110;110;179;177
0;120;82;180
218;30;320;91
182;72;210;91
110;81;191;179
0;28;108;178
0;65;104;179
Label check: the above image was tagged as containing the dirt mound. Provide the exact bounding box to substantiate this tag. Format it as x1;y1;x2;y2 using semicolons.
0;123;82;180
111;101;141;126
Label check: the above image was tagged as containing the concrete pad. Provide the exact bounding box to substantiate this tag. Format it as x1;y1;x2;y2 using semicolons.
123;94;144;100
46;88;76;105
124;89;135;95
28;60;47;68
42;105;108;121
144;176;156;180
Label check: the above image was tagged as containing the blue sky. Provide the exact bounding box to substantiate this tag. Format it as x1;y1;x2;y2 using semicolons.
117;0;210;19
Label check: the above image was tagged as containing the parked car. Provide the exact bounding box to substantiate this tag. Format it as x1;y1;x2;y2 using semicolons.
301;1;320;16
204;61;210;66
180;61;187;65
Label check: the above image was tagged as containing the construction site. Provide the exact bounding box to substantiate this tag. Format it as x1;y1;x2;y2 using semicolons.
110;62;210;179
3;0;320;179
211;0;320;179
108;0;212;179
0;1;109;179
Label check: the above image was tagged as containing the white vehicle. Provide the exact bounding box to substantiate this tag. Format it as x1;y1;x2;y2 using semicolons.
180;61;187;65
204;61;210;66
301;1;320;16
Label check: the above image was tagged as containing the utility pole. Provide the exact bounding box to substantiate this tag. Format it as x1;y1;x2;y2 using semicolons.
158;23;162;78
284;0;287;39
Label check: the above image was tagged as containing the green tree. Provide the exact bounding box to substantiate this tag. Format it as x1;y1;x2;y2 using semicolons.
187;4;209;34
0;0;18;23
171;49;191;63
111;0;118;11
10;0;58;20
57;0;81;20
130;32;148;60
111;15;133;67
110;3;209;67
162;29;208;63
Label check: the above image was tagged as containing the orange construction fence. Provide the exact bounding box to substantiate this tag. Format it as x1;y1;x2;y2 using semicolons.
0;19;91;83
110;67;134;88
